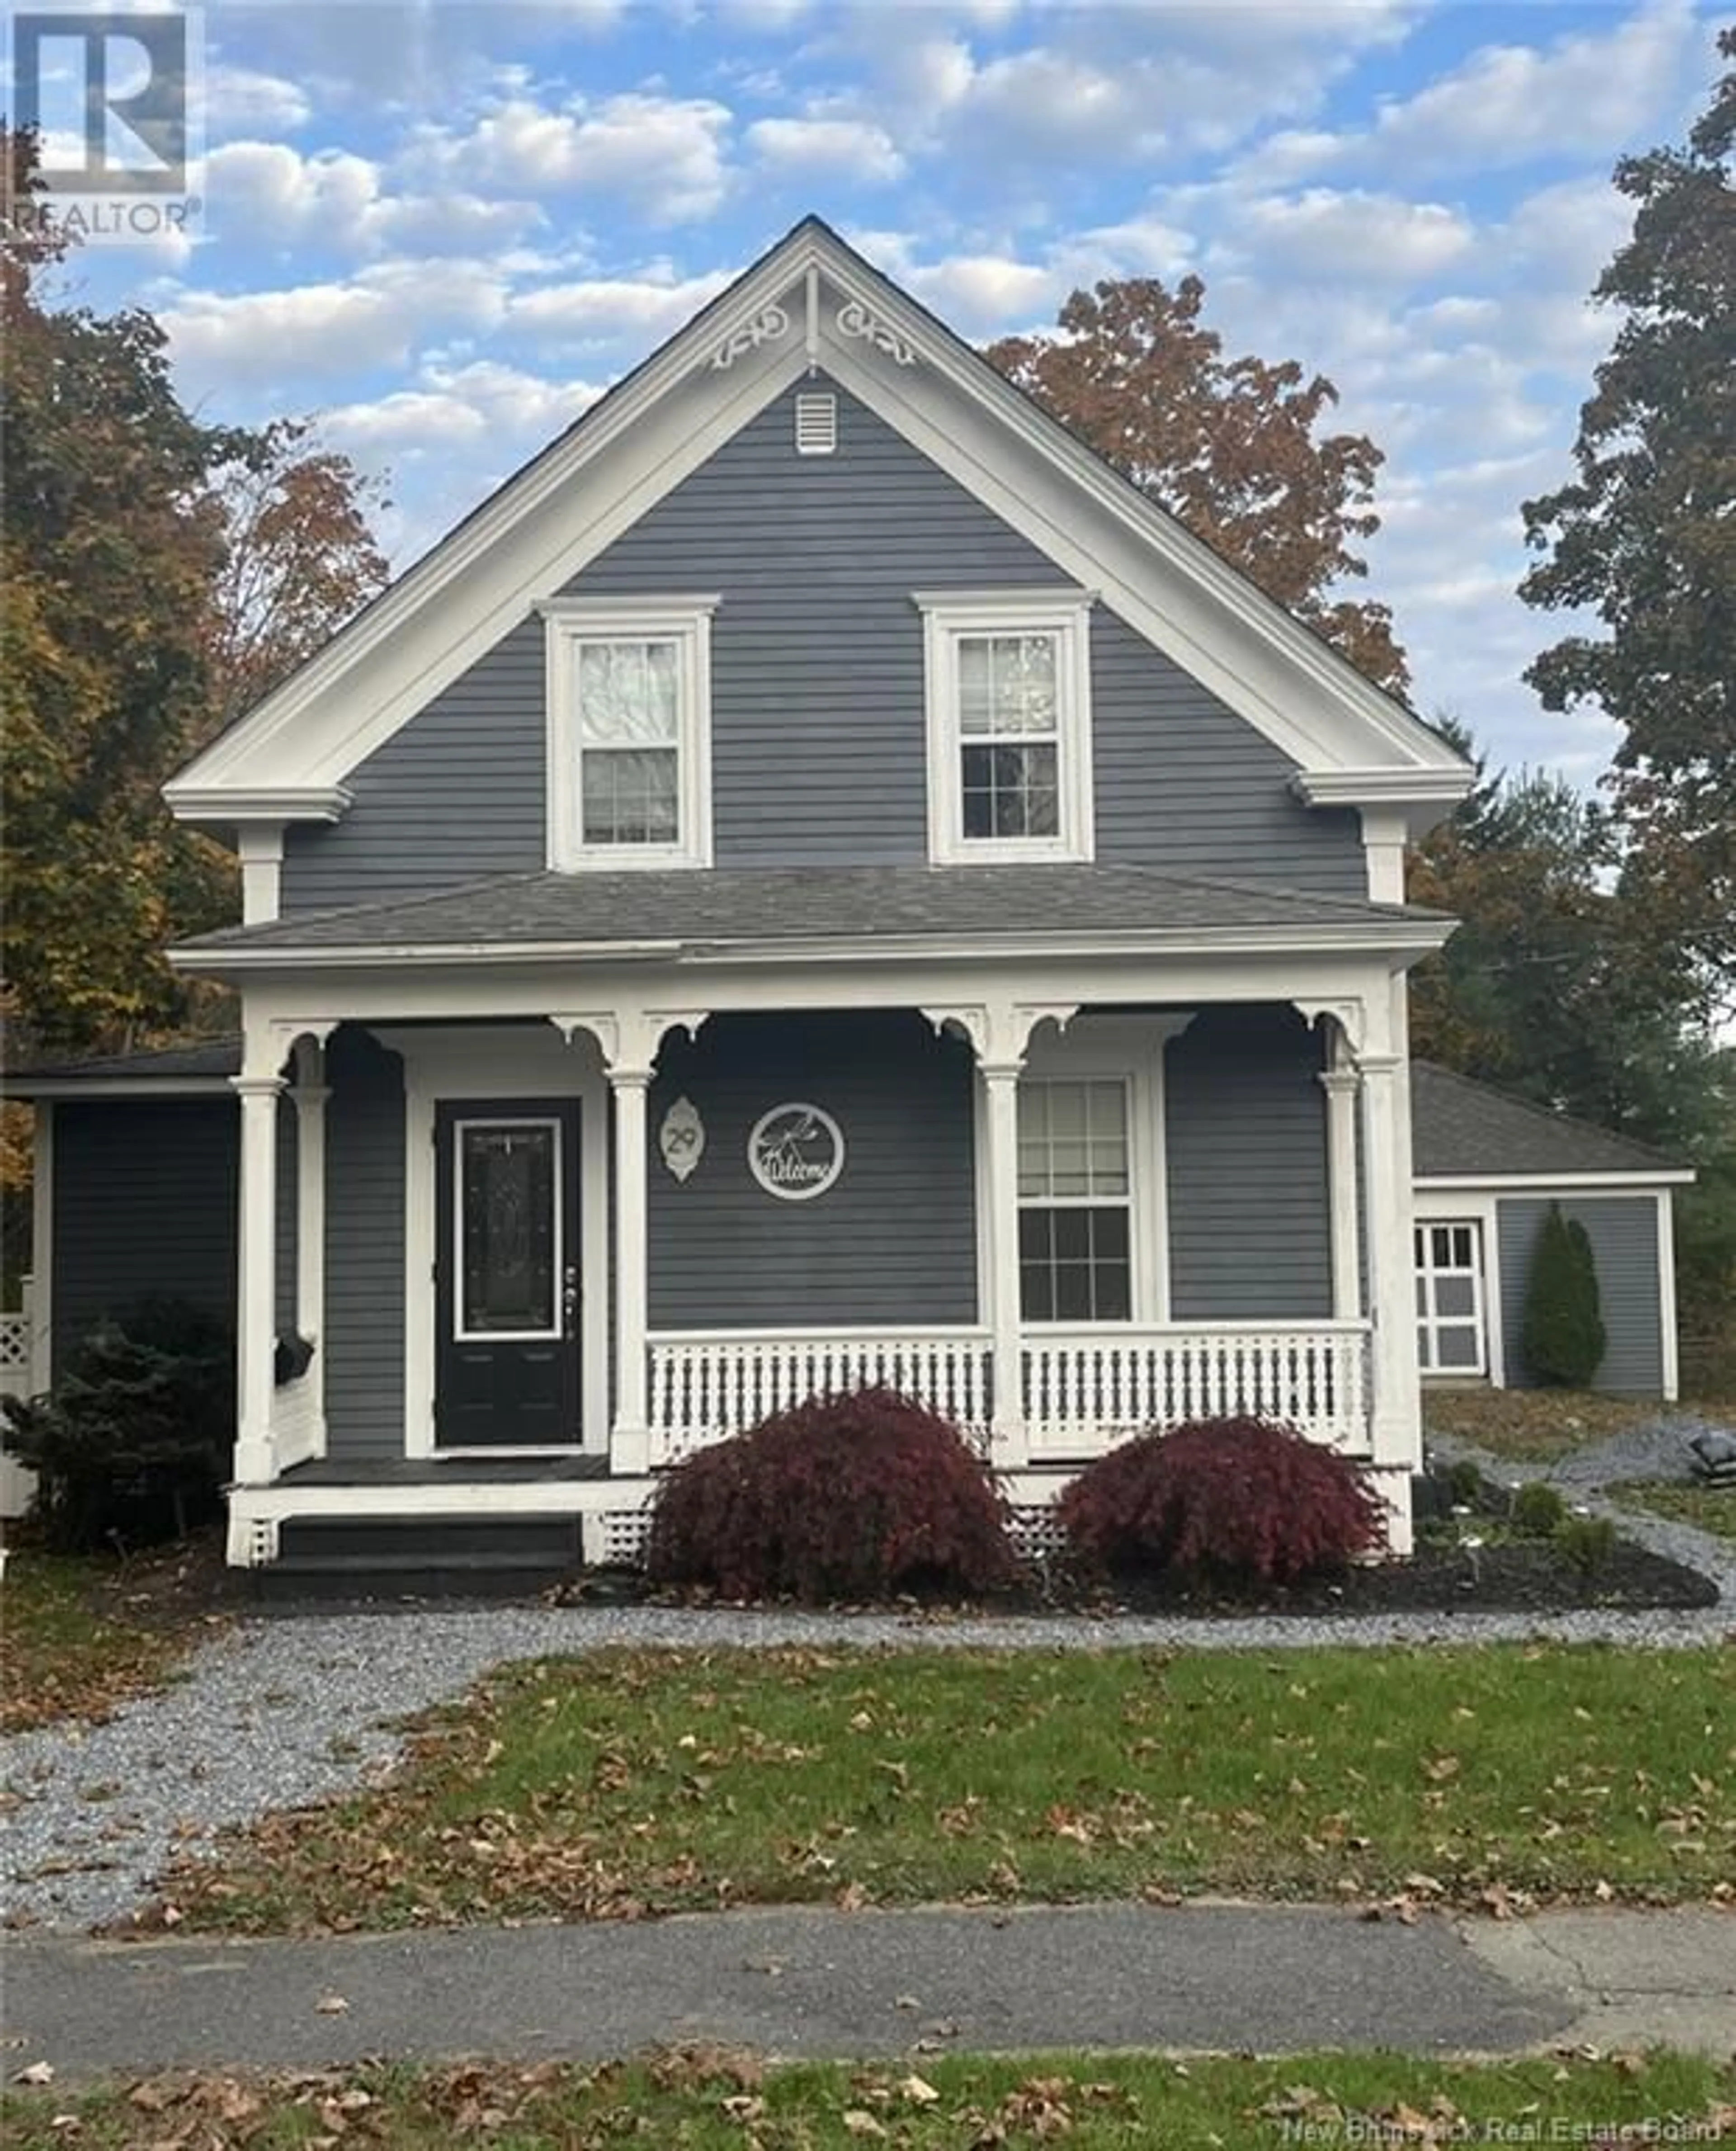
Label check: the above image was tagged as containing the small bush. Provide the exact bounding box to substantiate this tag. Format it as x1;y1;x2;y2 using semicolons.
646;1385;1017;1603
1;1297;233;1552
1511;1481;1567;1537
1057;1416;1386;1587
1447;1459;1485;1507
1558;1513;1618;1583
1521;1203;1607;1388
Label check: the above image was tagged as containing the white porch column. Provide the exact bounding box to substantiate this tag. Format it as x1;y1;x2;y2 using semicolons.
290;1035;330;1457
231;1069;285;1487
981;1059;1027;1467
1359;1047;1420;1485
609;1063;654;1476
1319;1057;1363;1320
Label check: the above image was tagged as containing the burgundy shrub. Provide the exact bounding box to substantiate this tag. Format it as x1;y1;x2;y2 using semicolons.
646;1385;1017;1603
1057;1416;1386;1587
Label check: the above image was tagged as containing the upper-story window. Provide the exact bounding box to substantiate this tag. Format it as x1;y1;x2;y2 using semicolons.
541;597;717;870
916;590;1094;865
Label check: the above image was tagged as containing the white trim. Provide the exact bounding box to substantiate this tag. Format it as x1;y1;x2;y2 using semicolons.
1413;1214;1488;1378
918;590;1094;865
290;1040;329;1460
169;226;1465;821
178;916;1454;978
609;1066;653;1474
1020;1014;1176;1323
1357;807;1410;906
8;1078;238;1098
1414;1187;1505;1389
1656;1189;1679;1403
391;1026;609;1462
1415;1171;1694;1191
237;825;284;925
30;1104;53;1393
1320;1065;1362;1320
231;1072;283;1485
450;1115;566;1343
543;600;716;871
166;785;351;823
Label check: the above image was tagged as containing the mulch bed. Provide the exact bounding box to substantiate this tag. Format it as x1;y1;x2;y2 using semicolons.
556;1529;1719;1621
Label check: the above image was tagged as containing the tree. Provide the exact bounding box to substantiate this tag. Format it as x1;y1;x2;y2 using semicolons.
986;276;1407;694
0;128;388;1057
1520;1205;1607;1389
1520;28;1736;1002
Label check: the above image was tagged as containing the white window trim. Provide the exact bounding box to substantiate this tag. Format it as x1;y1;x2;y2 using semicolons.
1413;1190;1505;1388
915;588;1095;865
542;596;718;872
993;1015;1173;1325
1413;1213;1488;1378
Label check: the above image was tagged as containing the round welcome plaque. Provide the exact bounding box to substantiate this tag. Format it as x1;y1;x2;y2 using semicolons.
747;1102;845;1201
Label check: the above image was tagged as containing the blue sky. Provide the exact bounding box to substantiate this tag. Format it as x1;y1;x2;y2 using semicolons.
20;0;1731;784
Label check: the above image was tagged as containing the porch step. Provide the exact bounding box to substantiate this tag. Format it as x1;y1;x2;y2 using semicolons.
260;1515;583;1602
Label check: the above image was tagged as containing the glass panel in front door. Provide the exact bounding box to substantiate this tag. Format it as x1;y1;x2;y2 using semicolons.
458;1121;558;1338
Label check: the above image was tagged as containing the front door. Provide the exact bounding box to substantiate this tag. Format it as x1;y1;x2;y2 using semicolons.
435;1100;581;1447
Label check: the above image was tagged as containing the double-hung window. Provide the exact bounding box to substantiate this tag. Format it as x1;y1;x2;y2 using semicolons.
917;591;1094;863
542;598;717;870
1017;1078;1133;1320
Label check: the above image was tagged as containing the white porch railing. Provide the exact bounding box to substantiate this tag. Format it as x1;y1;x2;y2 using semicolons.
645;1320;1371;1464
269;1375;324;1475
1024;1323;1371;1456
647;1326;993;1463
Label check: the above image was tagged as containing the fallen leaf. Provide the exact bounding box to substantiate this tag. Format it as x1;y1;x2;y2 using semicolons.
14;2062;54;2086
314;1994;349;2015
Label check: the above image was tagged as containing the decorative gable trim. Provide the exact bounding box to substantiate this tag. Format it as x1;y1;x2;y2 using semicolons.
166;218;1470;825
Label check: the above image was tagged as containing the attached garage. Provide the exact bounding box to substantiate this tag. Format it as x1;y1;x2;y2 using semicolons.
1410;1062;1693;1400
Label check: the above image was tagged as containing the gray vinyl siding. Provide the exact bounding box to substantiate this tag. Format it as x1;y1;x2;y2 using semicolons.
1496;1196;1664;1396
280;377;1365;909
51;1101;237;1363
646;1012;978;1330
1164;1007;1332;1321
321;1029;407;1459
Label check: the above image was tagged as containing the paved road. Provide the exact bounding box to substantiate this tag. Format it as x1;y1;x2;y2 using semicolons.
6;1902;1733;2079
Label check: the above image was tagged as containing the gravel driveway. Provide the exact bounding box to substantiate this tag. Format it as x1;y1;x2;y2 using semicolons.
5;1569;1732;1935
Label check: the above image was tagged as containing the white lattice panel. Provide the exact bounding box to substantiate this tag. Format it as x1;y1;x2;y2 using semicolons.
597;1508;652;1566
1009;1504;1069;1562
0;1311;30;1371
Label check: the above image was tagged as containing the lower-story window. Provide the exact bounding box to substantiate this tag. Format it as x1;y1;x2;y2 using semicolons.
1415;1218;1486;1373
1017;1078;1133;1320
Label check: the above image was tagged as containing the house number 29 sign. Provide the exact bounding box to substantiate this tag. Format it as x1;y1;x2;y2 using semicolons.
748;1102;845;1201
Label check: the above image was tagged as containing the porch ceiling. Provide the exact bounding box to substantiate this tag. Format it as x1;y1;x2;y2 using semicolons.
176;863;1445;967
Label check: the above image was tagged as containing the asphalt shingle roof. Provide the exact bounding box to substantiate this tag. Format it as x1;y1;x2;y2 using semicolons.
181;864;1436;954
1410;1061;1683;1179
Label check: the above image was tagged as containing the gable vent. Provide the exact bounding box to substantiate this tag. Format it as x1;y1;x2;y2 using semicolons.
794;391;837;456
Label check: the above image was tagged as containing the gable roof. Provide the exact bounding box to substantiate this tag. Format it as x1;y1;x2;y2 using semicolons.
165;216;1470;832
1411;1062;1689;1181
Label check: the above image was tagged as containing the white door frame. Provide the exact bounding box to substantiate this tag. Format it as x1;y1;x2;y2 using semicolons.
1413;1190;1502;1386
384;1026;610;1458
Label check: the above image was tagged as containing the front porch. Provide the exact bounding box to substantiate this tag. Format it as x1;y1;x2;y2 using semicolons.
217;944;1427;1565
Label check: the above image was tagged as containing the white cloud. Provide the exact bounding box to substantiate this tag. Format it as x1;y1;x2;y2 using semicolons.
204;62;312;135
1219;189;1476;286
204;142;546;260
747;116;905;185
1361;0;1706;175
421;92;735;224
162;261;510;392
506;269;736;350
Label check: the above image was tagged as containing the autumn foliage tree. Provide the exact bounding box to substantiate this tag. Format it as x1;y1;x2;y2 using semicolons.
0;127;388;1058
1520;28;1736;1003
986;276;1407;695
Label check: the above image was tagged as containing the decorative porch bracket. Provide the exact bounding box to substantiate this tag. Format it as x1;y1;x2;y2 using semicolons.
550;1009;710;1474
923;1003;1078;1468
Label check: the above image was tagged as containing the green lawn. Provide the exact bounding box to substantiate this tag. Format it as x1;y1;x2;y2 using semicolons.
1423;1391;1660;1463
0;1549;206;1732
158;1643;1736;1934
7;2049;1734;2151
1612;1481;1736;1543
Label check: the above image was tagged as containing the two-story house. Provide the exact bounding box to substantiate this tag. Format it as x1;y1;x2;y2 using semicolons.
18;218;1574;1580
